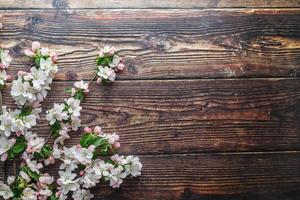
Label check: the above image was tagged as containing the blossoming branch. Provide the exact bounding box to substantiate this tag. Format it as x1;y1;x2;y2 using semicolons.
0;43;142;200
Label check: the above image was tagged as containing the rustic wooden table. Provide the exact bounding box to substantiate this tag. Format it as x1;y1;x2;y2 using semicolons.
0;0;300;199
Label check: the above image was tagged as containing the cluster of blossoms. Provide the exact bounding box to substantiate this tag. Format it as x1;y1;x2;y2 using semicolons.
53;126;142;199
0;41;58;161
0;48;12;88
0;44;142;200
95;46;125;85
46;80;88;146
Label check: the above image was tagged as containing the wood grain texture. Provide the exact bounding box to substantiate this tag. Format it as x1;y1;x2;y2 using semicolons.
1;79;300;154
0;0;300;9
1;9;300;80
1;152;300;199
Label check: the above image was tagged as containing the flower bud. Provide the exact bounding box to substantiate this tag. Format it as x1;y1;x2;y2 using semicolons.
40;47;49;56
84;127;92;133
6;74;12;81
96;77;102;84
113;142;121;149
117;63;125;71
50;52;58;63
94;126;102;134
32;41;41;52
24;49;35;57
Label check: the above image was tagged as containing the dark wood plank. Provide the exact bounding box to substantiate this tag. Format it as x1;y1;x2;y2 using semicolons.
1;152;300;199
0;0;300;9
2;78;300;154
1;9;300;80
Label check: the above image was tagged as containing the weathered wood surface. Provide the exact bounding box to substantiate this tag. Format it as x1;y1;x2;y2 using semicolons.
1;9;300;80
1;152;300;200
1;0;300;9
1;1;300;199
2;79;300;154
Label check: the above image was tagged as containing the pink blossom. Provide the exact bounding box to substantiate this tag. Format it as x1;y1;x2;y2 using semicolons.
117;63;125;71
84;127;92;133
113;142;121;149
96;77;102;84
24;49;35;57
16;131;22;137
94;126;102;134
32;41;41;52
1;153;7;161
6;74;12;81
109;47;116;55
40;47;49;56
50;52;58;63
98;50;104;58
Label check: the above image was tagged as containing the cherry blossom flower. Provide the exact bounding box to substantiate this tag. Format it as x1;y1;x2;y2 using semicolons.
0;181;13;199
0;49;12;69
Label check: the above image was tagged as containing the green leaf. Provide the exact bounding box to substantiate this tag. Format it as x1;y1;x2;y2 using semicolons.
20;105;33;117
34;145;52;159
34;56;41;69
50;120;61;138
74;90;84;102
27;169;39;181
50;194;59;200
80;133;97;148
65;87;72;94
8;149;15;160
96;55;113;66
12;143;26;154
94;137;107;147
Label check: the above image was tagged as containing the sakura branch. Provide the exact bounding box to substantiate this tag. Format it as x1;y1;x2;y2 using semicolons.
0;45;142;200
0;41;58;199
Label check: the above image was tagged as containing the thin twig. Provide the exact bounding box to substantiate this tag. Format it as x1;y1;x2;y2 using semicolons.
3;161;6;182
13;160;16;176
88;73;97;86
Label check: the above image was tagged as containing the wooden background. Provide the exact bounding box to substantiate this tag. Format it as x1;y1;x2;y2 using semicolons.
1;0;300;199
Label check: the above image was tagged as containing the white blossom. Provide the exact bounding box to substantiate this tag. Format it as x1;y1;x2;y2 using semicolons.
74;145;95;165
59;146;78;171
39;174;54;185
66;97;82;118
97;66;116;82
57;170;80;195
0;106;14;137
22;153;43;173
74;80;88;90
21;187;37;200
0;49;12;68
72;189;94;200
0;136;16;159
0;70;8;86
46;103;68;125
26;136;45;153
19;171;31;183
0;181;13;200
6;176;15;185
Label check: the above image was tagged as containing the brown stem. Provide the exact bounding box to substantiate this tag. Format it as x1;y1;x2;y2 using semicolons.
13;160;16;176
88;73;97;86
2;161;6;182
